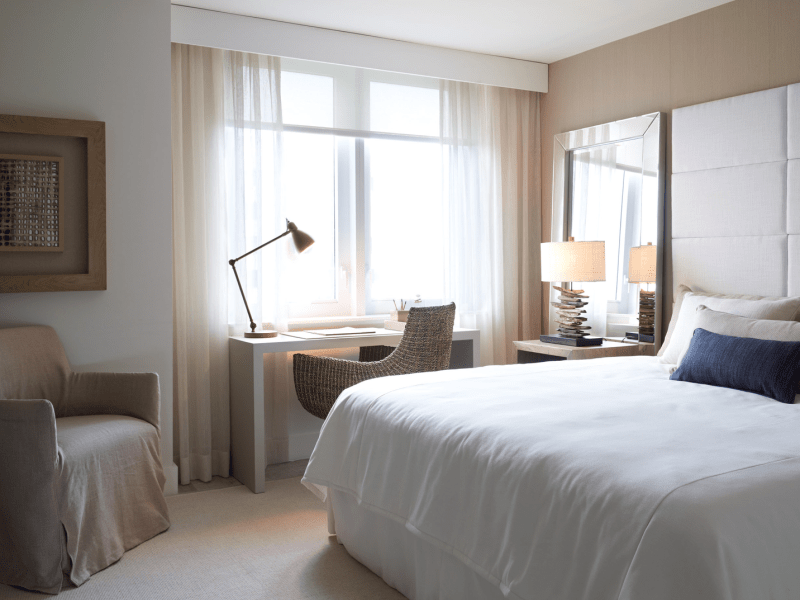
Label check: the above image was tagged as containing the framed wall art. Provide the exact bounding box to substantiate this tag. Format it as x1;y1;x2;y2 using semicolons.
0;114;106;292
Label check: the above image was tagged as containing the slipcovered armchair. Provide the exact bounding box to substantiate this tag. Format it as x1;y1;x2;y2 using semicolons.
0;326;170;594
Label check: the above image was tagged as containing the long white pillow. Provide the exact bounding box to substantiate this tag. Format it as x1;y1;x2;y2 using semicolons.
679;306;800;404
658;292;800;370
657;284;692;359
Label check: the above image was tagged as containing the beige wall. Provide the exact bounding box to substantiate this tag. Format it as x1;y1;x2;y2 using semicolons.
540;0;800;334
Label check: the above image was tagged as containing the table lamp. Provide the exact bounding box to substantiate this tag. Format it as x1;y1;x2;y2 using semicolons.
229;219;314;338
541;237;606;346
627;242;657;343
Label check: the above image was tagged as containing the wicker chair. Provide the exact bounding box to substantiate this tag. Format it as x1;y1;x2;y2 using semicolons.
294;303;456;419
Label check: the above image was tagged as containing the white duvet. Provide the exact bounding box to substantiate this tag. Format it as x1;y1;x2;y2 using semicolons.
302;356;800;600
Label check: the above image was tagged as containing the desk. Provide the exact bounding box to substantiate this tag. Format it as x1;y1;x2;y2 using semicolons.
230;327;481;493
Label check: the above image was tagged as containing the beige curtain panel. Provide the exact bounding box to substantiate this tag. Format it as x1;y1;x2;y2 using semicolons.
441;82;542;365
172;44;231;485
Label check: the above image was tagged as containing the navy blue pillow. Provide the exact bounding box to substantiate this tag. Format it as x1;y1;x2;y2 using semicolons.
670;328;800;404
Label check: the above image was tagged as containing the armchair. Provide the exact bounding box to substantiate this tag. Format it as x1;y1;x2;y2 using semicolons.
0;326;169;594
294;303;456;419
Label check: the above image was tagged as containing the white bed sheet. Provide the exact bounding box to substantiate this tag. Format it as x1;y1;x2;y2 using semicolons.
302;357;800;600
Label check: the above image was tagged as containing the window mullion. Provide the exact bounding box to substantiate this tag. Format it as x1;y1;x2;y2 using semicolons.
354;137;367;316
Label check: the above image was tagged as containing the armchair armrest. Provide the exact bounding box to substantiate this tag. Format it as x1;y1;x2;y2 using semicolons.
65;372;160;430
0;399;63;594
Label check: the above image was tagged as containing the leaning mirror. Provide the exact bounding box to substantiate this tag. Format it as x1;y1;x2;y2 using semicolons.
550;112;666;351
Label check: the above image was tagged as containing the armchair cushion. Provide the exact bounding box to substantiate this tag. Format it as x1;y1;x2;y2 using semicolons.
56;415;170;586
0;399;64;594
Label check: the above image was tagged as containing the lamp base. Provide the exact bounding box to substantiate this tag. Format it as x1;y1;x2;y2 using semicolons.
244;330;278;338
540;334;603;347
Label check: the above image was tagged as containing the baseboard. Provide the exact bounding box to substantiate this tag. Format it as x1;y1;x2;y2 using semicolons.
163;461;179;496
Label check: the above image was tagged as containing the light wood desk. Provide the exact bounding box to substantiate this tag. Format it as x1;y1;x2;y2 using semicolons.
230;327;480;493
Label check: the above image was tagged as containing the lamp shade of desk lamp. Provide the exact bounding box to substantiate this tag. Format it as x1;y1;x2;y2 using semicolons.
229;219;315;338
628;242;657;342
540;237;605;346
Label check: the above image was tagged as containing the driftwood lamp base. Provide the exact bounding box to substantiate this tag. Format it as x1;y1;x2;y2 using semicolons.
541;284;603;346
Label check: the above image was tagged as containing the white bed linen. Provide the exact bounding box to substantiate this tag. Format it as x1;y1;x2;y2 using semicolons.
303;357;800;600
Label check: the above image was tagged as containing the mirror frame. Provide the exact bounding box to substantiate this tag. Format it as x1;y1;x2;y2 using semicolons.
550;112;667;350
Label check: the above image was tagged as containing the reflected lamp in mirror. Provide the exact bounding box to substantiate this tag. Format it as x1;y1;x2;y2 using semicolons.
627;242;656;343
229;219;315;338
540;237;606;347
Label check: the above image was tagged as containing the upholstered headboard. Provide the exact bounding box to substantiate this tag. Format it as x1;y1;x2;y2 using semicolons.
671;84;800;315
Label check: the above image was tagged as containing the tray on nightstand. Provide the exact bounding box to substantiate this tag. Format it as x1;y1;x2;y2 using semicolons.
540;334;603;347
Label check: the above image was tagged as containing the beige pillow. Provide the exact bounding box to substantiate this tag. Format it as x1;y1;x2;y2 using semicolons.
658;291;800;370
678;305;800;362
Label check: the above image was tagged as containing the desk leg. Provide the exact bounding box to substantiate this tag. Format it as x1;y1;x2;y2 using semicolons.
471;332;481;368
230;344;266;493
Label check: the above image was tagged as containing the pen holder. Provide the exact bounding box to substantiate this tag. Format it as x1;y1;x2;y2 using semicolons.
391;310;410;322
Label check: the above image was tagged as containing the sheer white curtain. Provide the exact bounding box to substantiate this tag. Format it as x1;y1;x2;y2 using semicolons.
173;46;543;483
172;43;289;484
441;82;541;366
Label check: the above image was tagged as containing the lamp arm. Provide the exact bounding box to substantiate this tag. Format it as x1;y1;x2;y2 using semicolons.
229;228;291;265
229;261;257;333
228;223;291;334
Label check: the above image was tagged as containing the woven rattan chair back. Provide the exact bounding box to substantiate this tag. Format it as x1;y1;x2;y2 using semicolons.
293;303;456;419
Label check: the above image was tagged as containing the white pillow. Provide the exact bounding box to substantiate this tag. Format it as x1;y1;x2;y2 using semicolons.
657;284;693;358
658;292;800;371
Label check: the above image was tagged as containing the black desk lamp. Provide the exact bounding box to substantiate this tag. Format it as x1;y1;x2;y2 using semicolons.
229;219;314;338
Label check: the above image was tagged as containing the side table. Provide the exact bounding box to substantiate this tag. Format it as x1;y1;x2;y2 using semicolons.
513;339;652;363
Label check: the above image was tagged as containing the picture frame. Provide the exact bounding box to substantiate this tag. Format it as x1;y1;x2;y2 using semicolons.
0;114;106;293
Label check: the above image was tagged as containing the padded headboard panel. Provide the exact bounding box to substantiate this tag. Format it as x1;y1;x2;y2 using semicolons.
671;83;800;301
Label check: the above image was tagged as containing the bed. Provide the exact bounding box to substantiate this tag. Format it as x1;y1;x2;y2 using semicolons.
302;83;800;599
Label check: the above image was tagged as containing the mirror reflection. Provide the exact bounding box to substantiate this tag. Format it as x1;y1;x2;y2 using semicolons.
565;117;662;341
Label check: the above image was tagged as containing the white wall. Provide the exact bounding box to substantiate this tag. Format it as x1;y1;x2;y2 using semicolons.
0;0;177;494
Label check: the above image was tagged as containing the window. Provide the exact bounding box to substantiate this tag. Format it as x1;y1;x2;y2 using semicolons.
235;58;445;320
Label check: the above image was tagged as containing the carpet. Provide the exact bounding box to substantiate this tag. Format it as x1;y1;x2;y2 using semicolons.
0;477;405;600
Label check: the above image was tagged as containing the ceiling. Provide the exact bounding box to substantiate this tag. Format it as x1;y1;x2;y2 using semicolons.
173;0;732;64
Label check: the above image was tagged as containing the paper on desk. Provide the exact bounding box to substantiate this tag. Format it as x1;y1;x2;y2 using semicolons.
304;327;376;337
281;331;326;340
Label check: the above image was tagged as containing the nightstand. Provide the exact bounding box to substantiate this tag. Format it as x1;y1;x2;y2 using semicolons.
513;339;651;364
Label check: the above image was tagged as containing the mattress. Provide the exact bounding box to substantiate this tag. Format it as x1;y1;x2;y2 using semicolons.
303;356;800;600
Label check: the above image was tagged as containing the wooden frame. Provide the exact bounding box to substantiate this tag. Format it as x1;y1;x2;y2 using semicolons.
0;115;106;292
0;153;64;252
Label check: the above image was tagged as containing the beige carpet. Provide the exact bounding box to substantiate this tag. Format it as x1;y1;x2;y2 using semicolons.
0;477;405;600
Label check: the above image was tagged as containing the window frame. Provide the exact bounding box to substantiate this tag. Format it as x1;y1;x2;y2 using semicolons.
234;58;443;320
